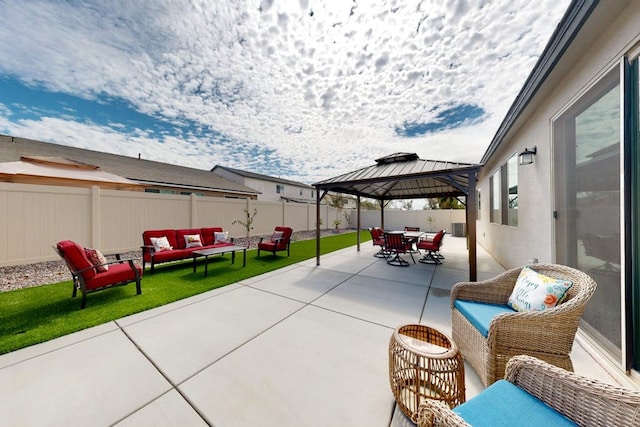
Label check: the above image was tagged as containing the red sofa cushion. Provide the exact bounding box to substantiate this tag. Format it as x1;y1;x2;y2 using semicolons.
200;227;224;246
150;248;192;263
57;240;96;280
85;262;142;290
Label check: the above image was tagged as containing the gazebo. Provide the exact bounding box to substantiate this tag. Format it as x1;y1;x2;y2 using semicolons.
313;152;481;281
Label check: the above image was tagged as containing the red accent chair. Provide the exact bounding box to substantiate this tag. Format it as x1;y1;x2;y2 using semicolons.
257;226;293;257
55;240;142;309
383;231;415;266
417;230;445;264
369;227;388;258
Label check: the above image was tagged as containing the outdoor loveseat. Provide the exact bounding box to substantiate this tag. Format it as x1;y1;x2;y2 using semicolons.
142;227;234;272
417;355;640;426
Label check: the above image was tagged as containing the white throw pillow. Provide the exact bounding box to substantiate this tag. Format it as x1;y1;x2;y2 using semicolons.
214;231;229;244
150;236;173;252
184;234;203;248
508;266;573;312
271;231;284;242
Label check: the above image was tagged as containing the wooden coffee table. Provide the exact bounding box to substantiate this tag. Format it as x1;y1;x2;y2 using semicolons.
192;245;247;277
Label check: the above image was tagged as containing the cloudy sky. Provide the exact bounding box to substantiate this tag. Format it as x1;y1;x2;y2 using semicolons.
0;0;570;184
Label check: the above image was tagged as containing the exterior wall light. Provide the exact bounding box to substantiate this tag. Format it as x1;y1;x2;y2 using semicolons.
519;146;537;165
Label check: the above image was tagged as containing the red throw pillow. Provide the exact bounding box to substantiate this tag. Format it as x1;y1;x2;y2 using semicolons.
84;248;109;272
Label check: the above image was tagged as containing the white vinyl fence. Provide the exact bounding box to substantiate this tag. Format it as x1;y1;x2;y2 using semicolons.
0;182;466;266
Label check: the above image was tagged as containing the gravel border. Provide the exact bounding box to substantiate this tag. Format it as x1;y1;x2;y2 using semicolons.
0;229;351;292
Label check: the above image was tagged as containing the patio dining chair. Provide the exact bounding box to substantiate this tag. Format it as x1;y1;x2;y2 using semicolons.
451;264;597;387
417;230;445;264
417;355;640;427
383;231;415;266
369;227;388;258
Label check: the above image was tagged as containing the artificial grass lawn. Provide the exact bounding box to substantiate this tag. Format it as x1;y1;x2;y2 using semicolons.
0;232;371;355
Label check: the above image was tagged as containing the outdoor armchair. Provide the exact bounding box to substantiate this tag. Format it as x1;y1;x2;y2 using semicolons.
257;226;293;257
417;355;640;427
55;240;142;309
451;264;597;387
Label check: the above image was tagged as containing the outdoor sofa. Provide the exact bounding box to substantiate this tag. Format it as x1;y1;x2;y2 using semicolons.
142;227;234;272
417;355;640;426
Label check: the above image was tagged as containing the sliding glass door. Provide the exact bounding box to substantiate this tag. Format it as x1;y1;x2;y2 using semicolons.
554;67;622;361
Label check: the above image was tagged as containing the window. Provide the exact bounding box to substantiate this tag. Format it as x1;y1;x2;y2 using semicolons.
311;190;315;198
489;171;500;223
299;189;303;196
476;188;481;221
554;66;620;360
144;188;175;194
276;184;284;194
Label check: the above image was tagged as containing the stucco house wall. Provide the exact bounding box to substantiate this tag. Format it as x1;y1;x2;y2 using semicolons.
478;0;635;269
477;0;640;381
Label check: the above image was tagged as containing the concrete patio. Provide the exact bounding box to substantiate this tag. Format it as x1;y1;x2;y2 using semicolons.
0;236;622;426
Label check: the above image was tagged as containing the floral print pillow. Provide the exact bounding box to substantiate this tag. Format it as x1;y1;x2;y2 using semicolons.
508;266;573;312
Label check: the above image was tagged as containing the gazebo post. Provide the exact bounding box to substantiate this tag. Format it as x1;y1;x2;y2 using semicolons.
356;195;361;251
316;189;321;266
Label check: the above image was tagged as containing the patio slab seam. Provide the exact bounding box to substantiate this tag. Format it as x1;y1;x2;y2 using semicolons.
113;322;214;427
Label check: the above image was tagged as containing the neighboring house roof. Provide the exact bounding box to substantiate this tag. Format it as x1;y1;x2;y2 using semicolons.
211;165;314;188
0;158;143;190
314;152;480;200
0;135;260;196
480;0;606;164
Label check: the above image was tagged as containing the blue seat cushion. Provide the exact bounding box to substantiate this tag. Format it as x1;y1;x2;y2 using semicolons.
454;300;516;337
453;380;577;426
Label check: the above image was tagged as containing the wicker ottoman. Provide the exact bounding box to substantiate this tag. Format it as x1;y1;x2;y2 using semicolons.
389;324;465;422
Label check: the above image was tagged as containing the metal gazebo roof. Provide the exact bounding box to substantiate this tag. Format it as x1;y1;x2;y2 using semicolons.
313;152;480;200
313;153;481;281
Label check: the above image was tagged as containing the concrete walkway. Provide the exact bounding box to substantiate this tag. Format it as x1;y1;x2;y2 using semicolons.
0;237;621;426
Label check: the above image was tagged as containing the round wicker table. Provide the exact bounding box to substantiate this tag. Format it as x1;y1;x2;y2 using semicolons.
389;324;465;422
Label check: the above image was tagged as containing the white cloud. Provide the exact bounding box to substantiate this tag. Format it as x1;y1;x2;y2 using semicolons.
0;0;571;183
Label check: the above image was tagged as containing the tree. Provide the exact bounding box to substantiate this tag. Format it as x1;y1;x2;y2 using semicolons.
437;197;465;209
360;198;381;210
400;200;414;210
232;208;257;247
328;192;347;208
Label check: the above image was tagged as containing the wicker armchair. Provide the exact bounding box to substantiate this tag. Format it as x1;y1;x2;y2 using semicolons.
417;355;640;427
451;264;597;387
